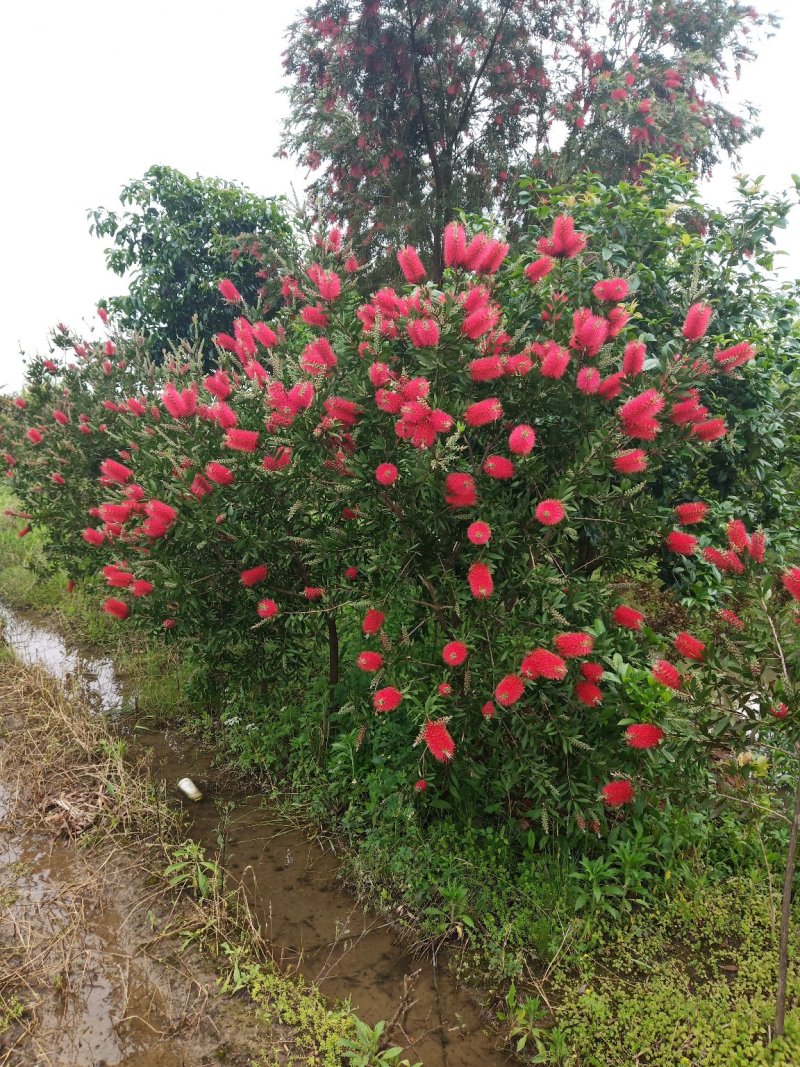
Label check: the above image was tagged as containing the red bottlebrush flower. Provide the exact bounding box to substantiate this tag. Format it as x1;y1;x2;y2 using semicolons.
524;256;555;283
445;472;477;508
749;531;766;563
598;371;625;400
521;648;568;681
674;631;705;660
607;307;631;337
703;547;742;574
304;587;325;600
622;341;646;376
618;389;665;440
414;778;428;792
375;463;398;486
652;659;681;690
495;675;525;706
464;398;503;427
577;367;601;394
443;222;468;268
715;342;755;371
535;499;566;526
17;525;31;538
719;608;745;630
439;683;452;697
162;384;197;419
162;618;176;630
422;719;455;762
344;567;359;581
727;519;750;553
67;579;75;594
240;564;268;587
373;686;403;713
362;609;385;636
145;500;178;526
442;641;468;666
554;632;595;658
665;530;698;556
14;397;27;409
406;318;440;348
467;521;491;545
469;355;505;382
508;424;536;455
252;322;278;348
52;410;69;426
397;246;426;284
356;651;383;672
675;501;708;525
103;598;129;620
692;417;728;442
301;337;338;375
771;703;789;719
483;455;514;480
602;780;634;807
130;579;154;597
682;302;713;341
575;680;603;706
538;215;587;259
262;447;292;472
257;598;279;619
468;562;494;598
205;461;235;486
301;304;329;328
613;605;644;630
308;267;342;302
614;449;648;474
100;458;133;484
218;279;243;303
782;567;800;602
189;474;213;498
625;723;665;749
581;662;604;683
82;528;105;547
368;361;392;388
26;428;44;444
593;278;629;302
538;341;571;379
570;309;609;357
51;473;66;485
481;701;496;719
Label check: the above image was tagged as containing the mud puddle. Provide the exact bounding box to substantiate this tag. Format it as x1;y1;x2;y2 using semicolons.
0;783;266;1067
0;604;512;1067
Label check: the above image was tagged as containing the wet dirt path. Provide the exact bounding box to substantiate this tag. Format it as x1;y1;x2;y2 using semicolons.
0;602;512;1067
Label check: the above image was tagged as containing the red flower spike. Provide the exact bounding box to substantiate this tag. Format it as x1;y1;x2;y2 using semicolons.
467;521;491;545
467;562;494;598
362;609;385;636
422;719;455;762
356;651;384;672
375;463;398;486
442;641;468;666
673;632;705;660
652;659;681;690
240;565;268;587
373;687;403;713
553;633;595;658
675;501;708;525
508;424;536;455
613;605;645;630
495;675;525;706
602;780;634;807
257;599;279;619
575;680;603;706
625;724;665;749
535;499;565;526
103;598;129;620
665;530;698;556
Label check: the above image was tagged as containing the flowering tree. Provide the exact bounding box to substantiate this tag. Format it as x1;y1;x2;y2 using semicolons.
279;0;774;273
4;162;798;845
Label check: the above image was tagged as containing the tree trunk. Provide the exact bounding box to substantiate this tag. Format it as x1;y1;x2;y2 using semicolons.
774;748;800;1038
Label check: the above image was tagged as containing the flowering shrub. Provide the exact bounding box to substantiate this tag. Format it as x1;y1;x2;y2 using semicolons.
2;161;799;836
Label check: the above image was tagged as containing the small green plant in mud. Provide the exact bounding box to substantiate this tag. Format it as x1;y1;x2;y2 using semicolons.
338;1018;422;1067
164;841;222;900
0;994;26;1035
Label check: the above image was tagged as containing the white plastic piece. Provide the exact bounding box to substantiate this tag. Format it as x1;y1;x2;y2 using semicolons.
177;777;203;802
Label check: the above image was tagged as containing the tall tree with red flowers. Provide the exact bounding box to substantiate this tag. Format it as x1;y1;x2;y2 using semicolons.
280;0;775;274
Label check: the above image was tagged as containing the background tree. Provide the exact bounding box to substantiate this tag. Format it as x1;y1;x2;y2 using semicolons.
89;165;296;361
280;0;774;276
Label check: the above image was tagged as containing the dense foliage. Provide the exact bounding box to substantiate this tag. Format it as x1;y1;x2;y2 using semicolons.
3;161;799;844
280;0;775;271
89;165;296;361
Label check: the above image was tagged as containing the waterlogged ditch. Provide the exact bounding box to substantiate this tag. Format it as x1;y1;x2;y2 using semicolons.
0;602;513;1067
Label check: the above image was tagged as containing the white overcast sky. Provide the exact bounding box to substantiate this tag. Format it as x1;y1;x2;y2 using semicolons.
1;0;798;393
